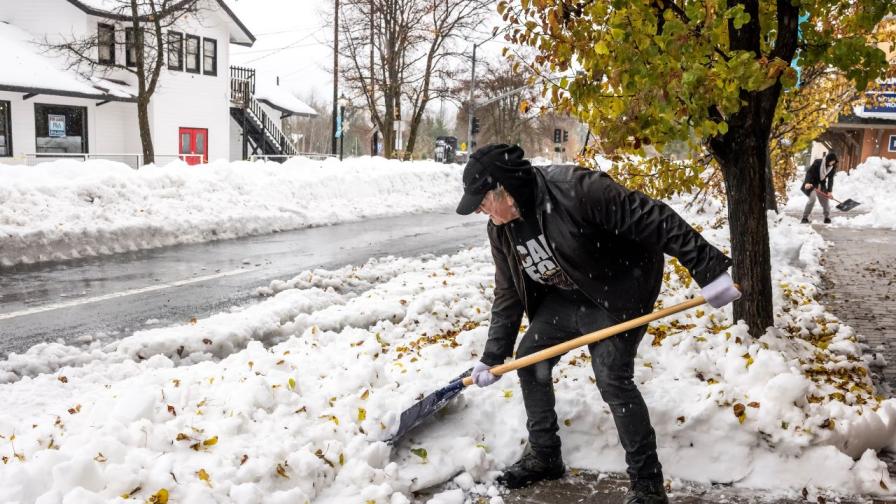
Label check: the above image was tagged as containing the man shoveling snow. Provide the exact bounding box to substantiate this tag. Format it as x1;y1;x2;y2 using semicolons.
456;144;741;503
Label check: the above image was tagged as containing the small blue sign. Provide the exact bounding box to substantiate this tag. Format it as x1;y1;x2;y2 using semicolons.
334;115;343;139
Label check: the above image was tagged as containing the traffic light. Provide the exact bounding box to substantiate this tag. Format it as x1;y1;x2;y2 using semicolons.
553;128;562;143
563;130;569;142
471;116;481;135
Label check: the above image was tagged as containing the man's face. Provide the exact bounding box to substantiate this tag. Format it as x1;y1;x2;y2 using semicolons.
827;160;837;168
476;189;520;225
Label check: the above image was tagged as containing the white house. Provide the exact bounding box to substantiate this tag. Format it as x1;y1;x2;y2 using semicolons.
0;0;316;167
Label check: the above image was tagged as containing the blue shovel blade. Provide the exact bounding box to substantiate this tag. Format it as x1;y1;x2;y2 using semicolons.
387;367;472;445
836;199;860;212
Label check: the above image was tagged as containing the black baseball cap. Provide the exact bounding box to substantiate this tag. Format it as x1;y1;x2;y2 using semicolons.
456;144;525;215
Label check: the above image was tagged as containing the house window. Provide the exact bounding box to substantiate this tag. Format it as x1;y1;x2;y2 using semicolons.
168;31;183;71
97;24;115;65
0;101;11;157
185;35;200;73
125;27;138;67
889;134;896;153
34;103;88;154
202;38;217;76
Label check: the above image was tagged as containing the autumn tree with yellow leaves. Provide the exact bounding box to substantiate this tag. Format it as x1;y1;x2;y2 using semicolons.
499;0;895;336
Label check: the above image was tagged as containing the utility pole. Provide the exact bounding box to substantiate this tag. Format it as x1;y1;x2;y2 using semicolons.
466;29;504;154
466;43;478;154
369;0;377;157
331;0;339;156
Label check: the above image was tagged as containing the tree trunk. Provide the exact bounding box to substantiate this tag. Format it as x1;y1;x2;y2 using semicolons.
137;98;154;165
715;134;775;337
765;148;778;212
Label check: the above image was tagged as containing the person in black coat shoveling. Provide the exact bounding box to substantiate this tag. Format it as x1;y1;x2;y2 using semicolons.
456;144;741;503
801;152;838;224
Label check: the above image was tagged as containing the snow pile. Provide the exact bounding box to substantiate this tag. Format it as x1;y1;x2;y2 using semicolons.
785;156;896;229
0;157;462;267
1;201;894;502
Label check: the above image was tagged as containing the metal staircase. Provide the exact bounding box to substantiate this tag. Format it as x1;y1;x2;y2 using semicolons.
230;66;297;159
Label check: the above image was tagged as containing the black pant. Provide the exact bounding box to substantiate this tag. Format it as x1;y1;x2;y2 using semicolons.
517;293;663;483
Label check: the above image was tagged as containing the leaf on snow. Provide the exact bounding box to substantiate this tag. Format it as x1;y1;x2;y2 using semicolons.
121;486;142;499
146;488;168;504
733;403;746;424
410;447;428;461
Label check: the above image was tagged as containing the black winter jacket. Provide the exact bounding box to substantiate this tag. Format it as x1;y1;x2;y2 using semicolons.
801;159;836;195
481;165;733;366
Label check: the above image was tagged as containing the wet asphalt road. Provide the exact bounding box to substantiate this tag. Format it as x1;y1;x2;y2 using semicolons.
0;211;488;356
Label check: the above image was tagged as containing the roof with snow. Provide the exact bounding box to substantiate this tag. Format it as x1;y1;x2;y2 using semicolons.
253;75;317;118
0;21;137;101
66;0;255;46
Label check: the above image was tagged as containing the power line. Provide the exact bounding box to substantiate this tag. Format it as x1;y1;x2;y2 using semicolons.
255;25;321;36
232;40;323;55
238;26;328;64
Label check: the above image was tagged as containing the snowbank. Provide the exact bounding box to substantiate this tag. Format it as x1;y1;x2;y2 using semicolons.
785;156;896;229
0;157;462;267
1;198;894;503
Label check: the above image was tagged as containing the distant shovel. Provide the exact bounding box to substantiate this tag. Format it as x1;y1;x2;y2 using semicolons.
816;189;861;212
387;293;713;444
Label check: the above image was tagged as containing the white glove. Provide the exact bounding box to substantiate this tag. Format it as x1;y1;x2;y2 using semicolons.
471;361;501;387
700;272;742;308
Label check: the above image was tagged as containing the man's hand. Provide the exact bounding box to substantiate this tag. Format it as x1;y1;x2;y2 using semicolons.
471;361;500;387
804;183;813;190
700;272;742;308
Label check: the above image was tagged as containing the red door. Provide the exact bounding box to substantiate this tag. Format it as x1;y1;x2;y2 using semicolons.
178;127;208;165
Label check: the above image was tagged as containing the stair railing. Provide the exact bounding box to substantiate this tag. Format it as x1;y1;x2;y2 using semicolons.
230;66;297;156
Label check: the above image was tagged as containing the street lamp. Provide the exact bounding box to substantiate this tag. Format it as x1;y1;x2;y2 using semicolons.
338;93;350;161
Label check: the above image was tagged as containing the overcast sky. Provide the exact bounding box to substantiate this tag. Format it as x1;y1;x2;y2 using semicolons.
227;0;334;103
226;0;507;113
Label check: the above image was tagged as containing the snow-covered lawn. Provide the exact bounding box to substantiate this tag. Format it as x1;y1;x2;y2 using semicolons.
0;157;463;267
1;188;895;503
785;156;896;228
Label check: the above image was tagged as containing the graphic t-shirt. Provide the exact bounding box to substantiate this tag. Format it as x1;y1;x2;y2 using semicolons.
507;215;576;289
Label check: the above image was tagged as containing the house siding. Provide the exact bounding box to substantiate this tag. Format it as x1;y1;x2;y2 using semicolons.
0;91;140;165
149;5;232;162
1;0;90;42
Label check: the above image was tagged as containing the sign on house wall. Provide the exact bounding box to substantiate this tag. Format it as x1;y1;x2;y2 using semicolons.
48;115;66;138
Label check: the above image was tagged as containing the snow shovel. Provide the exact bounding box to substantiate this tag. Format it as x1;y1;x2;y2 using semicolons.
388;293;713;444
815;188;861;212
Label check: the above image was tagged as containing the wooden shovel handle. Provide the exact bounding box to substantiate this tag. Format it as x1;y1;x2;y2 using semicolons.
462;295;710;387
814;188;841;203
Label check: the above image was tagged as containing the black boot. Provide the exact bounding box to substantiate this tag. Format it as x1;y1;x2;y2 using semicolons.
801;217;810;224
623;479;669;504
496;445;565;489
824;217;831;224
